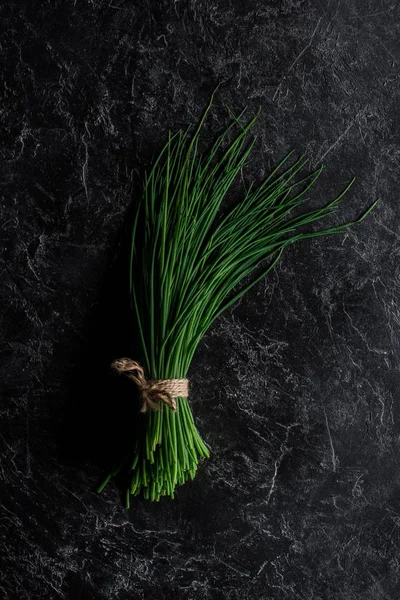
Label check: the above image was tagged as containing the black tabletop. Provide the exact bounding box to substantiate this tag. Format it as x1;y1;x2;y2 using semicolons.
1;1;399;599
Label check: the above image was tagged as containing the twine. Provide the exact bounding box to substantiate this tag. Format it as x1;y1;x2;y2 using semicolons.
111;358;188;413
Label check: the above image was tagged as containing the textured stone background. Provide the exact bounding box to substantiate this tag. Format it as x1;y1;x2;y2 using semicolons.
1;1;400;598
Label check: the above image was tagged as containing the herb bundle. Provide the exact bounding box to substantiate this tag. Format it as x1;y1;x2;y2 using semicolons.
97;92;377;507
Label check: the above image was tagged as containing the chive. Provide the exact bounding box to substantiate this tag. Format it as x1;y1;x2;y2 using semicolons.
98;93;378;504
96;473;112;494
131;453;139;471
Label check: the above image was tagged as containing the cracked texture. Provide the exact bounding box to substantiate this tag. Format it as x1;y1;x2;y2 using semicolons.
1;1;400;599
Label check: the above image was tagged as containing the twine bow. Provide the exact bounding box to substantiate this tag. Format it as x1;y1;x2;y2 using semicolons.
111;358;188;413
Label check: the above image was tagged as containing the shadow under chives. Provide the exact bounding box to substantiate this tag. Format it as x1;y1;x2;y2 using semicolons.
57;210;144;502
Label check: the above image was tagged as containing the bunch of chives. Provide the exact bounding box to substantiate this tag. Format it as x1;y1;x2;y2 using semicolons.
97;92;377;507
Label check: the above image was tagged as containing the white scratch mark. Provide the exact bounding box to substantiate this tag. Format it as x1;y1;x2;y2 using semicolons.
82;121;90;201
317;122;354;164
218;558;251;578
266;457;280;505
272;18;321;103
322;405;338;472
264;423;299;505
257;559;269;576
288;18;322;72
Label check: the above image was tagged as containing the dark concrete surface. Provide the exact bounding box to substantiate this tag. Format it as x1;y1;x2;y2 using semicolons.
1;1;400;598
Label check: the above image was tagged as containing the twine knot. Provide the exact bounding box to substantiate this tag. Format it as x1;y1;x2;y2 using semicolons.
111;358;188;413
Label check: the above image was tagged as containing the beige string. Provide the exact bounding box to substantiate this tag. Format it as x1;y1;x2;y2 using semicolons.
111;358;188;413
